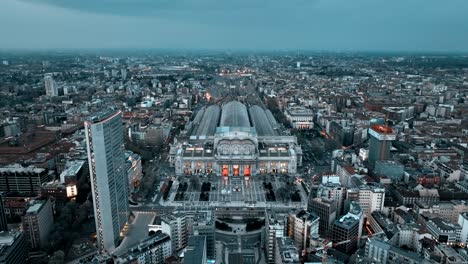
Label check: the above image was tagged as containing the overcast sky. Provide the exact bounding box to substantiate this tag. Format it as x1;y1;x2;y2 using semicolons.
1;0;467;52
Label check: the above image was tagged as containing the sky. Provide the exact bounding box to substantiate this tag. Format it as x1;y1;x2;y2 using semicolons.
1;0;468;52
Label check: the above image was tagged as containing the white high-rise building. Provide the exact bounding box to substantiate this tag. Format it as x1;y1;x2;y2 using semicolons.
44;73;58;97
85;110;129;253
347;182;385;217
121;68;127;80
161;213;188;253
459;213;468;245
286;210;320;252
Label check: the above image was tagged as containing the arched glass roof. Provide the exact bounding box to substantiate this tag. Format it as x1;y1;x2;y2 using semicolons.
219;101;251;128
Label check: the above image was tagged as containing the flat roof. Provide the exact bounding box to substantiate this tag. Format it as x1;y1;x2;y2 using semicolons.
26;200;46;214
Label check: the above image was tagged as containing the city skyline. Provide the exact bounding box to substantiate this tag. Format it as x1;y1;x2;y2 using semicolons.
0;4;468;262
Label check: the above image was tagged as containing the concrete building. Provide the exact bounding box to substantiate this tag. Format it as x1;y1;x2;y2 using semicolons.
368;125;396;168
364;238;426;264
161;213;188;253
414;200;468;224
459;213;468;245
85;110;130;253
125;151;142;193
125;231;171;264
121;68;127;80
392;186;440;206
40;181;78;206
395;224;420;250
44;73;58;97
316;182;346;215
275;237;300;264
426;217;461;245
191;219;215;260
284;106;314;130
265;210;287;264
286;210;320;252
171;101;302;177
0;164;53;196
374;160;404;182
0;230;29;264
307;197;337;237
332;202;364;254
59;160;86;184
329;120;355;146
347;181;385;217
21;199;53;249
430;244;468;264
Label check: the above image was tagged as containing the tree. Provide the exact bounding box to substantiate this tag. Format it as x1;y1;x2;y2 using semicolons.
190;177;200;191
45;201;90;254
276;186;291;202
48;250;65;264
324;138;340;152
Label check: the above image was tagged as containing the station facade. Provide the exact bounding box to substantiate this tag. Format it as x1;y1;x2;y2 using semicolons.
170;101;303;177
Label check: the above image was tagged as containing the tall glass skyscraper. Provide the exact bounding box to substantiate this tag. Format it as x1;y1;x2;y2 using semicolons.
85;110;129;253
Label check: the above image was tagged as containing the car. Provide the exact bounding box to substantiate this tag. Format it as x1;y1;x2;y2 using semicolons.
233;186;241;192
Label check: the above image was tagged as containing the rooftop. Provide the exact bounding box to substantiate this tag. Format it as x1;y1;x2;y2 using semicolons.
26;200;47;214
220;101;250;128
0;164;45;174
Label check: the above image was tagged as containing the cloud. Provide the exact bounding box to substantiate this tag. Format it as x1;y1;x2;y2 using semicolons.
21;0;304;15
4;0;468;51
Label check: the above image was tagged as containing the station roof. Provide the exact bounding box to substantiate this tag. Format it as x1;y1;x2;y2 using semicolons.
193;105;221;137
220;101;251;128
249;105;276;136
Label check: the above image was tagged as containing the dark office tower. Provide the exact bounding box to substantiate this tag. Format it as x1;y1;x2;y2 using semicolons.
368;125;395;168
192;222;215;260
0;230;29;264
307;197;337;238
184;236;207;264
332;202;364;254
0;194;7;232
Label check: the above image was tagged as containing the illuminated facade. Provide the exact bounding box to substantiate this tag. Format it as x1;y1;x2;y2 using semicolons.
85;110;129;253
170;101;302;178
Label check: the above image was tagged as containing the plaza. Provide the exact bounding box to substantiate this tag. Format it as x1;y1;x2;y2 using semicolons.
159;173;308;209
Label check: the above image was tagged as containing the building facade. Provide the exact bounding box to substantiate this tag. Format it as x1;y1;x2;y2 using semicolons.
0;230;29;264
44;73;58;97
307;197;337;238
184;236;207;264
85;110;130;253
0;165;53;196
364;238;425;264
347;181;385;217
286;210;320;252
284;106;314;130
0;194;7;232
332;202;364;254
265;210;287;264
125;231;171;264
21;199;53;249
161;213;188;253
368;125;396;168
170;101;302;177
